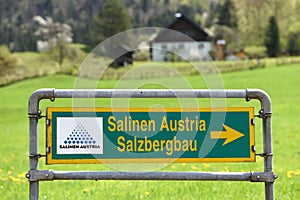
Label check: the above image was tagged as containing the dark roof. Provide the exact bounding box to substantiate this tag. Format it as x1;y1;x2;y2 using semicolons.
153;14;210;42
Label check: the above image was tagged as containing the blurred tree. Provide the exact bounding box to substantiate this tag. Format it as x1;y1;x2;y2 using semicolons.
212;25;239;51
203;0;220;28
96;0;132;42
34;16;73;67
213;0;238;51
142;0;148;12
287;22;300;55
265;16;280;57
217;0;237;28
148;10;174;27
235;0;269;47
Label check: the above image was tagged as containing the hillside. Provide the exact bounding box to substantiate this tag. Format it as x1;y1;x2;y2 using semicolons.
0;0;299;54
0;0;206;51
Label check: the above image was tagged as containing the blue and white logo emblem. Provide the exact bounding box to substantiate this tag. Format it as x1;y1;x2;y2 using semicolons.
57;117;103;154
64;123;97;145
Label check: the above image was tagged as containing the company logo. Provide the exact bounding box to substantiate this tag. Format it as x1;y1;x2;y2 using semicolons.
63;123;97;145
57;117;103;155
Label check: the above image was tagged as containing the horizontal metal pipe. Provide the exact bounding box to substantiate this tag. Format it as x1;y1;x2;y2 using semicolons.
54;89;247;98
28;88;248;101
29;88;272;107
35;171;273;182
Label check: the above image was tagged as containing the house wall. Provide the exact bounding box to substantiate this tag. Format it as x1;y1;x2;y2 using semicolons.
152;41;212;61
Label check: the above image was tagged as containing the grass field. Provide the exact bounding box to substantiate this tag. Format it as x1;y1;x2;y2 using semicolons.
0;64;300;199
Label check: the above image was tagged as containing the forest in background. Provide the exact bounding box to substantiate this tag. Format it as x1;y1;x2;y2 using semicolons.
0;0;300;55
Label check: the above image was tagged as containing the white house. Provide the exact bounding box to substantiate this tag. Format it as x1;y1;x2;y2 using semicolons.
151;13;212;61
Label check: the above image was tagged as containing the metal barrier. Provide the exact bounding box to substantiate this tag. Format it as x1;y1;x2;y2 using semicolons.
27;88;277;200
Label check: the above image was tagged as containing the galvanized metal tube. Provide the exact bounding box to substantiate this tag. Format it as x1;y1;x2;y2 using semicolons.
263;115;274;200
27;88;247;99
246;89;272;114
247;89;274;200
52;89;247;99
29;118;38;200
28;88;54;200
28;88;55;114
29;88;272;103
50;171;271;182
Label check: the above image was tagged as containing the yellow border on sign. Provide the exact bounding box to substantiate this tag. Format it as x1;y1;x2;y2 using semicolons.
46;107;255;164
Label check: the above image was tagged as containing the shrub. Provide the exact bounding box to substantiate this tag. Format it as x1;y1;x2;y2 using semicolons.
287;22;300;55
0;45;18;75
133;50;150;61
287;35;300;55
244;46;267;59
165;52;181;62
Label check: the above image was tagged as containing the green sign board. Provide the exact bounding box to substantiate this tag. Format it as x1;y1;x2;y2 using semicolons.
46;107;255;164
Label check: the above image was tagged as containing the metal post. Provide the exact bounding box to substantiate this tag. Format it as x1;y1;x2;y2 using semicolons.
28;89;54;200
263;114;274;200
247;89;274;200
28;117;38;200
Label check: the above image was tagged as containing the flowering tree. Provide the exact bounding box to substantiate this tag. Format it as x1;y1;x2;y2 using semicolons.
33;16;73;67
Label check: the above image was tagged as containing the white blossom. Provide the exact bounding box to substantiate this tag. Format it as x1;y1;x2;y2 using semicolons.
33;15;73;52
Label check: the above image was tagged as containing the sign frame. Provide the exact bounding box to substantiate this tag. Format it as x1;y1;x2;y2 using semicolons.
28;88;276;200
46;107;255;164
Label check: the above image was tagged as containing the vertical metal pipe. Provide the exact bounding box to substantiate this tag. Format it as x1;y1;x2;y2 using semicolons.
247;89;274;200
263;116;274;200
29;118;39;200
28;89;54;200
246;89;274;200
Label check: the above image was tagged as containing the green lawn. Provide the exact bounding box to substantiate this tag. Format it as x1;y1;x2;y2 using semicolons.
0;64;299;199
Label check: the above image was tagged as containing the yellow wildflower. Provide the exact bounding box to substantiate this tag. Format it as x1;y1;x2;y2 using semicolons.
9;176;21;182
17;173;26;178
7;171;12;175
144;191;150;195
191;165;198;170
222;166;229;172
83;188;89;193
203;163;210;168
0;177;8;181
294;169;300;176
287;170;293;178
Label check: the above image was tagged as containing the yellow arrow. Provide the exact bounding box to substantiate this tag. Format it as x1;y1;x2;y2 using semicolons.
210;124;244;146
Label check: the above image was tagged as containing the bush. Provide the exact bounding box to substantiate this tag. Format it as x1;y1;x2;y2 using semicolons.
287;33;300;55
133;50;150;61
41;43;86;73
244;46;267;59
165;52;181;62
287;22;300;55
0;45;18;75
